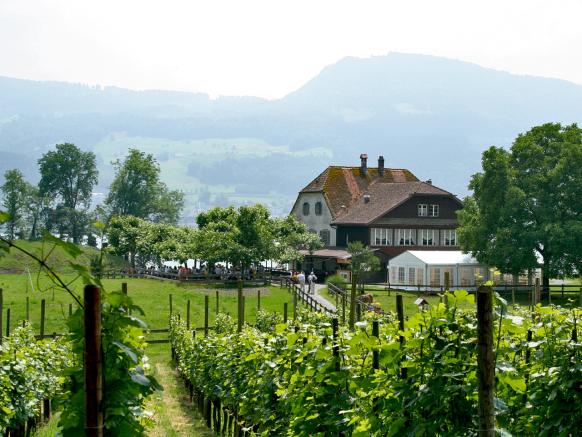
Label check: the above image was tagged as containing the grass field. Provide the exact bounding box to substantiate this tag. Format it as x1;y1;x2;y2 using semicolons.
320;284;582;317
0;274;296;338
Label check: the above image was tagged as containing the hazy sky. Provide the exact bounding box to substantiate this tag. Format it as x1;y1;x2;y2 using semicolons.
1;0;581;99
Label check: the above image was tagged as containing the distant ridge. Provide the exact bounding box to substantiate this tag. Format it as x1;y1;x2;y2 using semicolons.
1;52;581;218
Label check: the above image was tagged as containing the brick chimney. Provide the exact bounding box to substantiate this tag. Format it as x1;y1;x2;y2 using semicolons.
378;155;385;177
360;153;368;176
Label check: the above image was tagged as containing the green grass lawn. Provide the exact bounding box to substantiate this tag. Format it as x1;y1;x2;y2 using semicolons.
0;274;295;338
321;284;582;317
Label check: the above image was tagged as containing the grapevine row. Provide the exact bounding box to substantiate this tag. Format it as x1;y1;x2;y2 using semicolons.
170;291;581;436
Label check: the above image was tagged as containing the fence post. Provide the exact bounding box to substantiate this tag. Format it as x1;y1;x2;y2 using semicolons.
372;320;380;370
283;302;288;323
5;308;10;337
396;294;406;378
169;294;173;317
349;274;357;330
40;299;46;339
69;303;73;317
534;278;540;306
241;296;245;328
187;300;191;330
257;289;261;311
84;284;103;437
332;317;340;371
216;290;219;315
237;279;243;333
26;296;30;321
293;286;297;320
342;293;346;325
204;296;209;337
444;271;450;292
0;288;3;346
476;285;495;437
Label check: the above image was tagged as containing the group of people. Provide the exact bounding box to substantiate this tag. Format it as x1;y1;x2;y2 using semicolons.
292;271;318;294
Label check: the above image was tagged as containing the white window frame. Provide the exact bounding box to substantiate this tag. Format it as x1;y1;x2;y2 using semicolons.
442;229;457;246
429;204;439;217
395;228;416;246
371;228;392;246
418;204;428;217
420;229;437;246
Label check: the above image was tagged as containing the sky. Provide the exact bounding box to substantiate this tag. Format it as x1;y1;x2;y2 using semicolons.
1;0;581;99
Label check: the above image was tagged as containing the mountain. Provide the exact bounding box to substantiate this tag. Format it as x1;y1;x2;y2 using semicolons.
1;53;581;221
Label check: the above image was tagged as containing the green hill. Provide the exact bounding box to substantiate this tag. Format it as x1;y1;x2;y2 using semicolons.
0;240;126;274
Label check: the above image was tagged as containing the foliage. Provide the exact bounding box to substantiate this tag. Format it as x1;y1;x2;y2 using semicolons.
458;123;582;285
1;169;30;239
0;230;159;435
325;273;348;289
348;241;380;278
170;292;582;436
0;324;72;434
254;309;283;332
59;290;160;436
105;149;184;224
38;143;99;243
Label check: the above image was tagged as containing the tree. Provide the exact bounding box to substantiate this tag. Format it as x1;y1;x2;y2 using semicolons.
105;149;184;224
347;241;380;329
38;143;98;243
458;123;582;294
1;169;29;239
107;215;145;268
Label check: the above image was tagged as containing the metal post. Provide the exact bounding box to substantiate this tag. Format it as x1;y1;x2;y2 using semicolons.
84;284;103;437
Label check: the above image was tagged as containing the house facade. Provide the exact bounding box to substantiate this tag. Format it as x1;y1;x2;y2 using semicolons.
291;154;463;278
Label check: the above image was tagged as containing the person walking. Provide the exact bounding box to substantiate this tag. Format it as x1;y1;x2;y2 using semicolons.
298;271;306;293
308;271;318;294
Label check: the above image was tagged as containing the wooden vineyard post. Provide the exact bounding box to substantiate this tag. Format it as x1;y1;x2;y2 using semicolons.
84;284;103;437
204;296;209;337
216;290;219;315
444;271;450;308
5;308;10;338
342;293;346;325
349;274;357;330
186;300;191;330
477;285;495;437
372;320;380;370
534;278;540;306
241;296;246;327
237;280;243;333
40;299;46;339
293;286;297;320
332;317;340;371
523;329;533;402
396;294;407;378
283;302;288;323
69;303;73;317
121;282;129;314
169;294;173;317
0;288;3;345
257;289;261;311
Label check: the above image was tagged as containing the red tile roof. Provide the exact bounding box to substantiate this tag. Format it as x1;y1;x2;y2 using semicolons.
300;166;419;219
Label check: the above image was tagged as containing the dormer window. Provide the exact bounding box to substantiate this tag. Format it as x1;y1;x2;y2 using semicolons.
429;204;439;217
315;201;323;216
418;204;428;217
302;202;310;216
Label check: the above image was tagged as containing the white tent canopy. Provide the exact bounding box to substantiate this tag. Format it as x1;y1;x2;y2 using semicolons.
388;250;488;290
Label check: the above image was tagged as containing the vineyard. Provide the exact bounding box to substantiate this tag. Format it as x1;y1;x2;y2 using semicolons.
170;289;582;436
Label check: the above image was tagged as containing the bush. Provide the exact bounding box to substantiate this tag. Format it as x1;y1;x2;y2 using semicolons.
326;274;347;289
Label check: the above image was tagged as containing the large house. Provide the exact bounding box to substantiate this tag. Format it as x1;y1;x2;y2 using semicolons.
291;154;463;279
